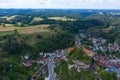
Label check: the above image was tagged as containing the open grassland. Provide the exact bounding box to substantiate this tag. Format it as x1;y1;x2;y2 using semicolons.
48;16;76;21
0;24;54;45
0;24;50;34
24;31;56;45
0;24;15;27
33;17;44;21
0;15;17;20
0;31;14;36
17;25;50;34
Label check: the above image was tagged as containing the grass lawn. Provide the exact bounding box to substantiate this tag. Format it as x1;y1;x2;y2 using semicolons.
0;40;6;44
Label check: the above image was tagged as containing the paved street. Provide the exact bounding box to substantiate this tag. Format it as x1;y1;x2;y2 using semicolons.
48;56;56;80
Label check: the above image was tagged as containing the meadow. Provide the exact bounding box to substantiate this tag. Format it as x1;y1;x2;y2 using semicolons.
48;16;76;21
0;24;50;35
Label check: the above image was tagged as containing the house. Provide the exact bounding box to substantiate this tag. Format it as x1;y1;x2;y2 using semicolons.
54;57;60;64
39;52;43;56
80;33;86;38
94;54;106;65
45;77;49;80
68;64;77;69
100;46;107;52
24;54;30;60
108;43;119;52
99;38;106;44
44;53;53;57
105;60;120;80
31;73;39;80
43;64;48;75
67;47;75;53
83;48;93;57
56;54;61;58
22;60;32;67
39;57;46;64
61;50;64;53
91;38;106;45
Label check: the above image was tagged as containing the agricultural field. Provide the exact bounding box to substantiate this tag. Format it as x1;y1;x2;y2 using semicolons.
0;24;15;27
48;16;76;21
0;15;17;20
0;31;14;36
0;24;50;34
33;17;44;22
0;24;55;45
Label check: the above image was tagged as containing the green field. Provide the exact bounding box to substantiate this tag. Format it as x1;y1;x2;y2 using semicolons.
0;24;56;45
33;17;44;21
48;16;76;21
0;31;14;36
0;24;50;35
24;31;56;45
0;15;17;20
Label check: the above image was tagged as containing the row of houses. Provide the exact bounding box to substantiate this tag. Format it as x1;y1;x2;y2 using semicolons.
90;37;106;45
94;54;106;65
105;60;120;79
90;37;119;52
108;43;119;52
68;60;90;72
92;53;120;79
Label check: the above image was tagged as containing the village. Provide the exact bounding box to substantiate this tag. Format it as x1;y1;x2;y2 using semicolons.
20;31;120;80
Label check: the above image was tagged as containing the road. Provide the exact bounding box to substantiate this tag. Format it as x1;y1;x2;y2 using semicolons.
75;35;81;46
48;55;57;80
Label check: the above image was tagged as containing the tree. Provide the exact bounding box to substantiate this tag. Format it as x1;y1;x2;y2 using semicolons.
100;70;110;80
110;72;117;80
100;70;117;80
2;22;5;28
106;23;110;28
54;60;69;80
36;34;43;39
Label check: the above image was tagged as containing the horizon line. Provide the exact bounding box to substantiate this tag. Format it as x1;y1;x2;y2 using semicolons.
0;8;120;10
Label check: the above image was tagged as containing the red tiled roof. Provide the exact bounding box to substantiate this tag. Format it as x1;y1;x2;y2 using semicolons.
67;47;75;52
41;57;45;61
24;63;32;67
83;48;91;55
54;57;60;62
23;61;32;67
